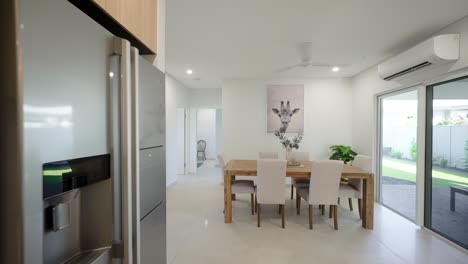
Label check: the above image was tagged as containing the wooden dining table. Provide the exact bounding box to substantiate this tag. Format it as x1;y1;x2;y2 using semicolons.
224;160;375;229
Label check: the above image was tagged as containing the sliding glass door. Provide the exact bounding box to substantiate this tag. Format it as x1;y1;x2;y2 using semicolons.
426;76;468;249
378;89;418;221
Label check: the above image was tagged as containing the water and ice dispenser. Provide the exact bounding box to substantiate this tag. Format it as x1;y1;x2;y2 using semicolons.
42;154;113;264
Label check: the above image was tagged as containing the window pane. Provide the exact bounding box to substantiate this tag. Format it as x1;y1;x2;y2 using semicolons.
380;90;418;221
428;77;468;249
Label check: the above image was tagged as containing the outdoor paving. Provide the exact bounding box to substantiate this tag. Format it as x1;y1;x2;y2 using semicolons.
381;182;416;221
382;177;468;248
431;186;468;247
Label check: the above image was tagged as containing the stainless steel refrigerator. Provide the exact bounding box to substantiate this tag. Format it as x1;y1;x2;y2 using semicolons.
110;38;166;264
4;0;166;262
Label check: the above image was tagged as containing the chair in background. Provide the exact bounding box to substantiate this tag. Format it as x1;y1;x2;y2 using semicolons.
219;154;256;215
258;152;279;159
289;151;310;200
338;155;372;219
256;159;287;228
197;140;207;161
296;160;343;230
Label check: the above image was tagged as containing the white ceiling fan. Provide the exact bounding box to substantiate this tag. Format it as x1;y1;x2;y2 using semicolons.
275;42;349;73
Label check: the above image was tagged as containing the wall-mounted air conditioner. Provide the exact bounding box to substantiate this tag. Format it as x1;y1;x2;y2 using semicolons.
378;34;460;81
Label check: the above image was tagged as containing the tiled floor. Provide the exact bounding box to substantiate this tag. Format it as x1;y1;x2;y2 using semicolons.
166;161;468;264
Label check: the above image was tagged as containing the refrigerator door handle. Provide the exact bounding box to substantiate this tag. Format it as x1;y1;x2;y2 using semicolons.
113;37;133;264
130;46;141;264
109;53;123;261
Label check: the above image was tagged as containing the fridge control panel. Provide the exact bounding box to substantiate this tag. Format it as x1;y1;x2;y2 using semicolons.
43;154;111;200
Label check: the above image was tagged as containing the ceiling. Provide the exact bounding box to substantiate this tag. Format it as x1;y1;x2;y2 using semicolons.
166;0;468;89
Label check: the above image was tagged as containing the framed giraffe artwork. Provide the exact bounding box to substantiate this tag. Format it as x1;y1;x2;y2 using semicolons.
267;84;304;133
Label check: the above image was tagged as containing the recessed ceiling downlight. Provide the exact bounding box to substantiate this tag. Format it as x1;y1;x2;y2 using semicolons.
186;69;193;75
332;66;340;72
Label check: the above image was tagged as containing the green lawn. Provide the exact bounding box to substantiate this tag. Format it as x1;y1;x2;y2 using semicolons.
382;157;468;187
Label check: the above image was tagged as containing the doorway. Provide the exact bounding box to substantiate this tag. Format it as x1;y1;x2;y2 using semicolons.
195;109;222;169
179;108;223;174
377;88;419;222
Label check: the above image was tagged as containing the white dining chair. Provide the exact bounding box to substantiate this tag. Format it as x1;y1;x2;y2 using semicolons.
338;155;372;219
289;151;310;199
219;154;256;215
296;160;344;230
256;159;287;228
258;152;279;159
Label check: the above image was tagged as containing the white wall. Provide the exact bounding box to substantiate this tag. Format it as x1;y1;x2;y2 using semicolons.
176;108;186;174
189;88;222;109
166;75;189;186
155;0;166;72
351;15;468;155
350;66;397;155
188;108;198;173
222;78;353;161
196;109;217;159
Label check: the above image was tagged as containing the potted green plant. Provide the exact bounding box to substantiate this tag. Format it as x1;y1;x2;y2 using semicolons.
329;145;357;164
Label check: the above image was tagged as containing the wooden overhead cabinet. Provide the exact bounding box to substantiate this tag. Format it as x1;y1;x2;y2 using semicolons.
69;0;157;55
103;0;122;22
141;0;158;51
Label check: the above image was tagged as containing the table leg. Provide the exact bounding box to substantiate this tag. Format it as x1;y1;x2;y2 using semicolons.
362;178;367;227
224;171;232;223
362;173;374;229
231;176;236;200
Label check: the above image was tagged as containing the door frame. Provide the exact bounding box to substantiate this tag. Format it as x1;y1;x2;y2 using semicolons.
372;68;468;249
176;108;187;175
188;108;198;174
375;85;426;225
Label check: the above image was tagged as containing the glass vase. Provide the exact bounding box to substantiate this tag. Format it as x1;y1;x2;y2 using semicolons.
285;149;298;166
